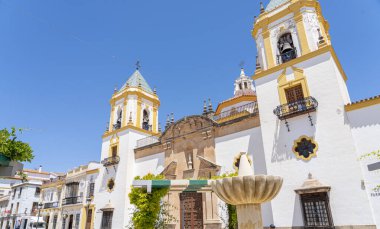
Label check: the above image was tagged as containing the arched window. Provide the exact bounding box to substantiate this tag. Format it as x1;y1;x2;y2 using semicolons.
142;109;150;131
277;33;297;63
113;108;122;130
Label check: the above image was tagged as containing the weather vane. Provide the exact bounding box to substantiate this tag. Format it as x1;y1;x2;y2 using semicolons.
136;60;141;70
239;61;245;69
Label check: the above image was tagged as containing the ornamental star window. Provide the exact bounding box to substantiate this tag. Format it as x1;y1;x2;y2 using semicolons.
293;136;318;160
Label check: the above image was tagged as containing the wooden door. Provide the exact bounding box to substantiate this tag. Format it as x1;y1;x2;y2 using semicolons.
180;192;203;229
85;209;93;229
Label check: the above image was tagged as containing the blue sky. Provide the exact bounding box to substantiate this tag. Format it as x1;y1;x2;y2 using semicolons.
1;0;380;172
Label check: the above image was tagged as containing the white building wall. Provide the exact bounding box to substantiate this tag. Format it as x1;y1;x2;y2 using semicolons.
347;104;380;228
134;152;165;177
215;127;274;226
93;129;150;229
255;51;375;227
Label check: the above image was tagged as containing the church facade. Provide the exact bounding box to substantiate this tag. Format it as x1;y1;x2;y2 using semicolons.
92;0;380;228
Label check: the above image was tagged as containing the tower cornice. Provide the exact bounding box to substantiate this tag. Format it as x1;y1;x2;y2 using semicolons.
252;45;347;82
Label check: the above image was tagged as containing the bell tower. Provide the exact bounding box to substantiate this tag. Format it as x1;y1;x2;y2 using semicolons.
106;69;160;136
94;68;160;229
251;0;375;228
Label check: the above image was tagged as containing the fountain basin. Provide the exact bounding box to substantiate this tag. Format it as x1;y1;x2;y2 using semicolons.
211;175;283;205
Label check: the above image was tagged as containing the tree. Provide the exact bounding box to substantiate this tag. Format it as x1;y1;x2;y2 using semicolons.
0;127;34;163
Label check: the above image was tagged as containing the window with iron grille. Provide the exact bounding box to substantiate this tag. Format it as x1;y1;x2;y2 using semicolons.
285;84;304;104
300;192;334;228
88;183;95;198
62;217;66;229
53;215;57;229
101;211;113;229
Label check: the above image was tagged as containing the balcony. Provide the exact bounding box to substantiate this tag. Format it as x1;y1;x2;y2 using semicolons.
43;202;59;209
101;156;120;167
277;48;297;64
273;96;318;120
62;196;82;205
213;102;259;123
136;134;160;148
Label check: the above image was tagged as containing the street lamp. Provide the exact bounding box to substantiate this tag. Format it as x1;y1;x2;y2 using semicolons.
35;202;43;229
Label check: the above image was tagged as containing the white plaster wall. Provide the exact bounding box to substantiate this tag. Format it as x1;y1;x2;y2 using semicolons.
93;129;150;229
7;183;41;218
347;104;380;228
255;51;375;227
215;127;274;226
134;152;165;177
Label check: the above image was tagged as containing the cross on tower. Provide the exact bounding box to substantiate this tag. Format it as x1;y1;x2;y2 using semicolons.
136;61;141;70
239;61;245;69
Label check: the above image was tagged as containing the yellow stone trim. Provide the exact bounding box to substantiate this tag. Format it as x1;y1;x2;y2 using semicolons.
262;29;275;69
294;11;311;55
109;106;115;131
86;169;99;175
108;135;119;157
102;124;157;139
215;111;251;124
137;98;142;129
345;96;380;112
79;204;95;229
110;89;160;107
292;135;318;161
122;99;128;127
253;45;347;82
215;95;257;115
153;106;158;133
277;67;310;105
253;0;326;38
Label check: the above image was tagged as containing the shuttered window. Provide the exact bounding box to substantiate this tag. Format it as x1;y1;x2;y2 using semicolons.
285;84;304;103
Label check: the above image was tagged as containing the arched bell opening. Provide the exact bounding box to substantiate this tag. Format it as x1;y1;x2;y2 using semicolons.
142;109;151;131
277;33;297;64
113;107;122;130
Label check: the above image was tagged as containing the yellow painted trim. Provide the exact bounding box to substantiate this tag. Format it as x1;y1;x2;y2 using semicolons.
137;98;142;129
215;95;257;115
294;12;311;55
108;135;119;157
102;124;157;139
345;96;380;112
263;29;275;69
122;99;128;127
153;106;158;133
109;106;115;131
111;88;160;107
86;169;99;175
292;135;318;161
215;111;251;124
253;45;347;82
277;67;310;105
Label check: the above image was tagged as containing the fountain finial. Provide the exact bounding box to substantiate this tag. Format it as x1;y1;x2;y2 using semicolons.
238;153;254;176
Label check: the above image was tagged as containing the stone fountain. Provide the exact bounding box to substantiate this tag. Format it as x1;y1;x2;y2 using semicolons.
211;153;283;229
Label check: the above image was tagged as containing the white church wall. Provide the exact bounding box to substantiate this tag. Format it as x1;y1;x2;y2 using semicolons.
134;152;165;177
215;127;274;226
347;104;380;228
255;51;375;227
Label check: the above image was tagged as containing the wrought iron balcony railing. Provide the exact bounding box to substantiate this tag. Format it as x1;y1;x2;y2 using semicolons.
43;202;59;209
273;96;318;120
213;102;259;123
101;156;120;167
277;48;297;64
62;196;82;205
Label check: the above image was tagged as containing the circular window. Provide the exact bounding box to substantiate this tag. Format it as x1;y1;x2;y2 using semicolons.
293;136;318;161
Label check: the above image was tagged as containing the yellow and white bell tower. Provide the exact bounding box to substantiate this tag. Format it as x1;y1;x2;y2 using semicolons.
104;68;160;137
251;0;375;228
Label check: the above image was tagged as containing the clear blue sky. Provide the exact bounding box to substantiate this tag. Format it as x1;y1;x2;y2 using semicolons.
1;0;380;173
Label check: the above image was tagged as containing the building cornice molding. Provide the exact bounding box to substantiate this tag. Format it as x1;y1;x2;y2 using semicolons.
345;95;380;112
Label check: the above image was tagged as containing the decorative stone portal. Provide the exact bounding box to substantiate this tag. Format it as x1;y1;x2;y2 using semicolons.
180;192;203;229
